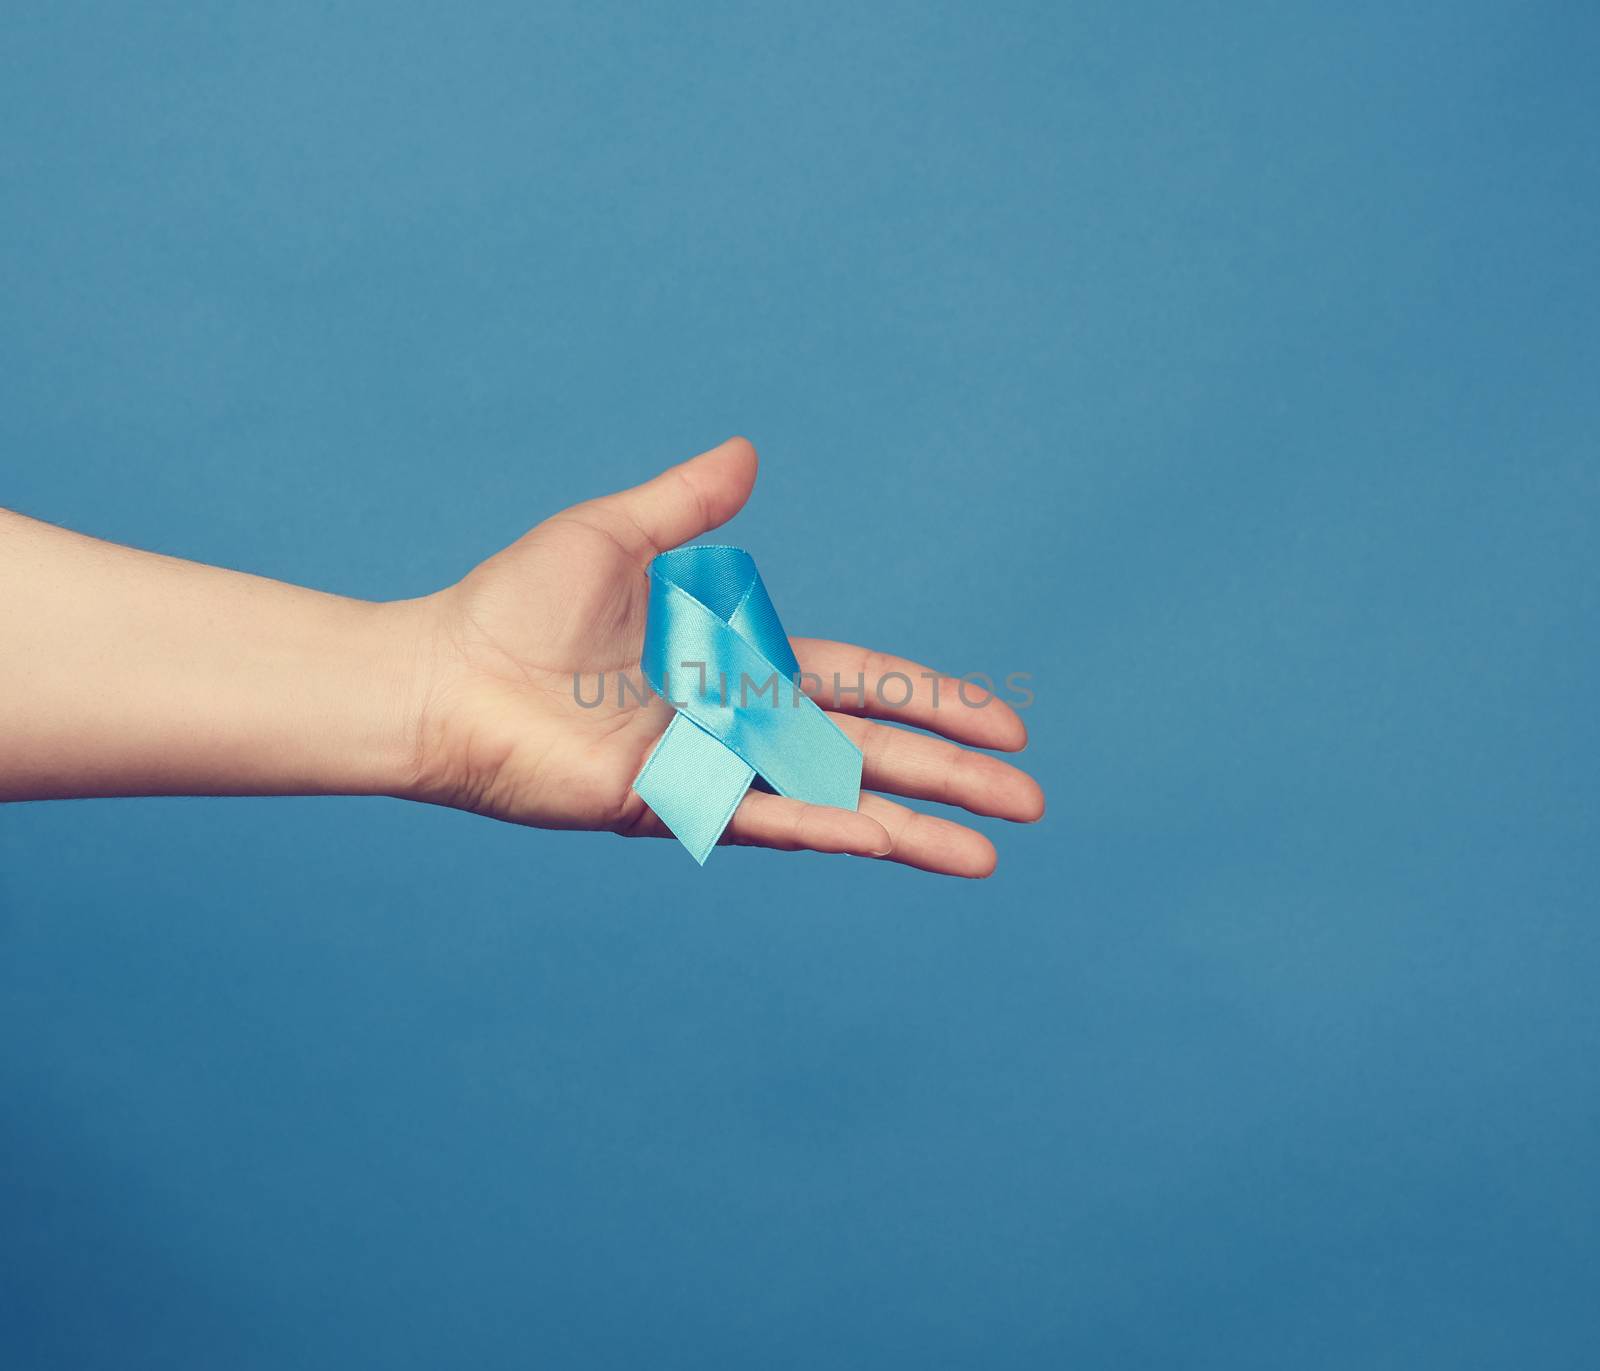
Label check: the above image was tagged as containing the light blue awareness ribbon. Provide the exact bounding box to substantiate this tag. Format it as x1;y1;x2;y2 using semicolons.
632;546;863;864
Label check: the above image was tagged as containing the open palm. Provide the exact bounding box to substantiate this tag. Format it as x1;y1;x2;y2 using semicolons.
407;438;1043;876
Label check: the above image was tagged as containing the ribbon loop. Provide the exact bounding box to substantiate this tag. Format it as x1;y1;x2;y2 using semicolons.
633;546;863;863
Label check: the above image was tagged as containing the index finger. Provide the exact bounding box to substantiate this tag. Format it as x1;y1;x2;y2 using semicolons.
790;638;1029;752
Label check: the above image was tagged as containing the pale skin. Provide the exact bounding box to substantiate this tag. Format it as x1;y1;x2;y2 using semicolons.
0;438;1044;876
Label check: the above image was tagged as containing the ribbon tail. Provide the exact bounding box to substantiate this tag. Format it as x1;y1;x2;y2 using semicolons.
633;714;755;865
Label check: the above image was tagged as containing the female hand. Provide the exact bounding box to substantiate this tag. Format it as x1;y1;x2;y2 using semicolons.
406;437;1045;876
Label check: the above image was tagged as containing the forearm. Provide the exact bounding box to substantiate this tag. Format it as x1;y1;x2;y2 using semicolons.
0;508;428;802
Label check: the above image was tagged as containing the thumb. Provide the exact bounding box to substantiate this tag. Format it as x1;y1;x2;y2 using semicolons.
587;436;759;560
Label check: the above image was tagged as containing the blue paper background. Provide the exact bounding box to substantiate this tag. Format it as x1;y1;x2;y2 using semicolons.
3;2;1597;1366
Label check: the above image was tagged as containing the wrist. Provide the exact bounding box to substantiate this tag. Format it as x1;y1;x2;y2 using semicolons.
351;594;447;802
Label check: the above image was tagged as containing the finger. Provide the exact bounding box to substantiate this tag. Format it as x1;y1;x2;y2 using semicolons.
857;793;999;878
580;436;759;561
829;714;1046;822
792;638;1028;752
721;789;892;858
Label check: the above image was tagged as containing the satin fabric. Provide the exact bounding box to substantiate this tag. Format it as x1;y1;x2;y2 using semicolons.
632;546;863;863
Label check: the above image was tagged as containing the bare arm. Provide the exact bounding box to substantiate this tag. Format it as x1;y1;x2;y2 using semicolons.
0;507;425;802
